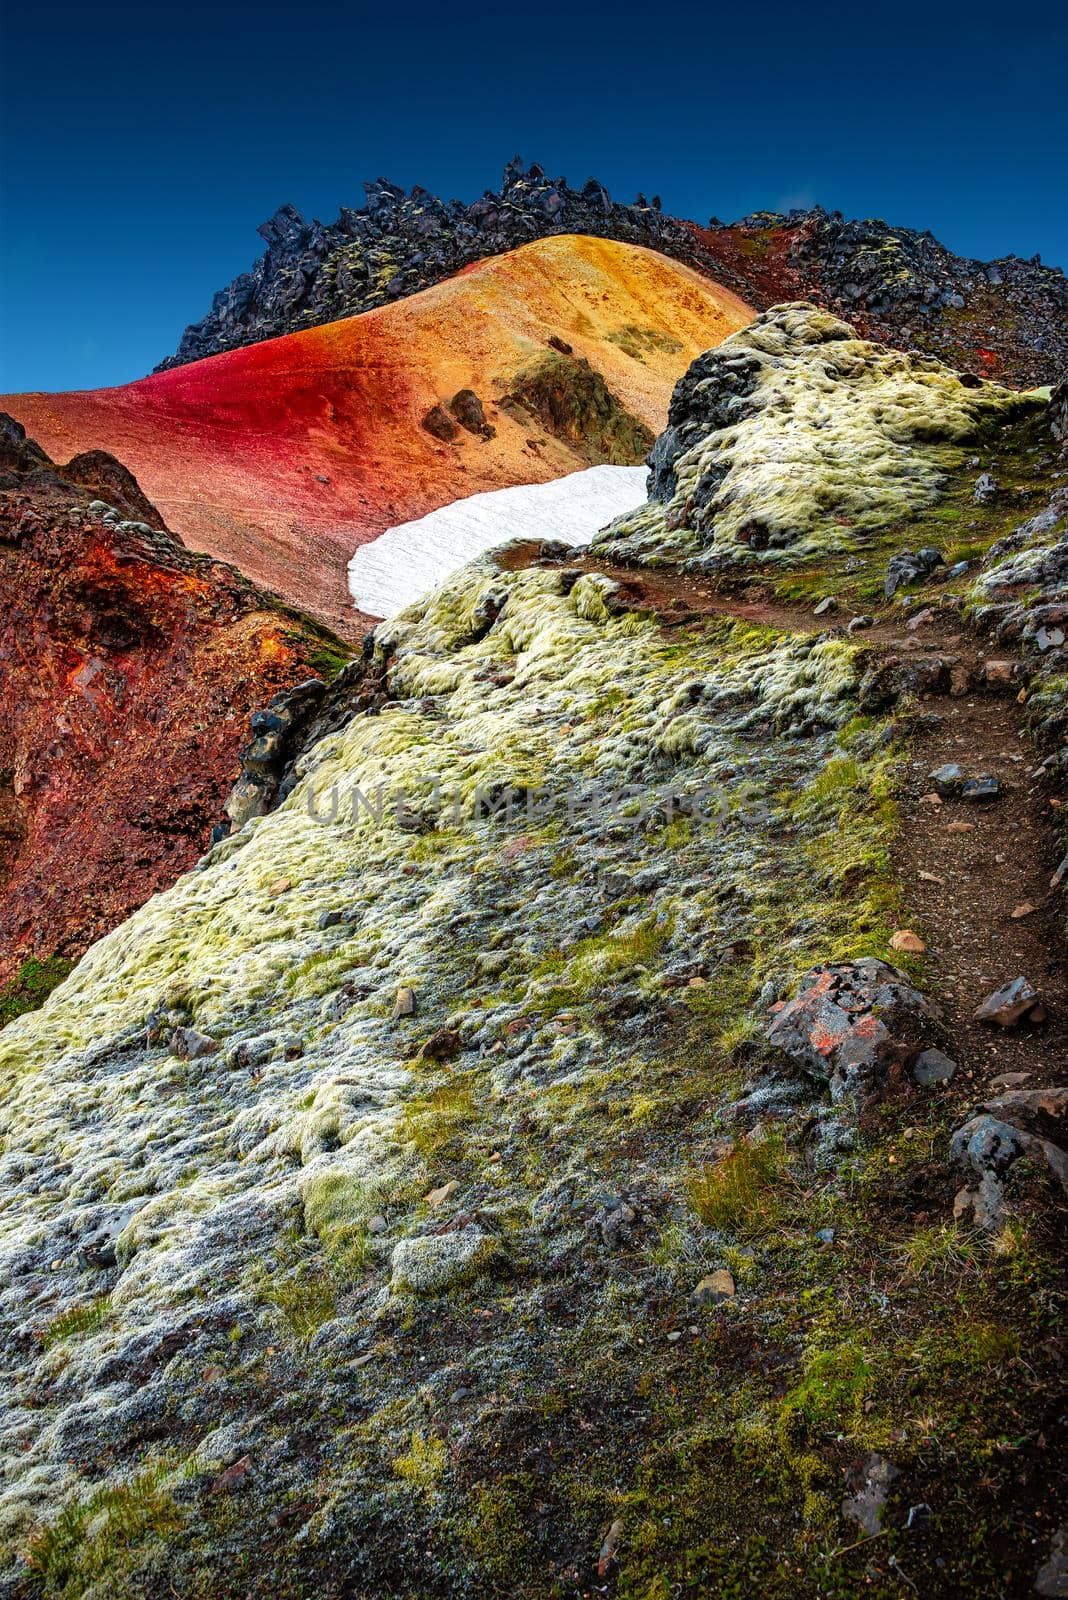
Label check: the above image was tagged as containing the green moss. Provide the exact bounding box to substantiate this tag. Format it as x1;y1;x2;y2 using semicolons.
502;352;654;465
0;956;74;1029
393;1430;447;1498
305;642;355;679
455;1474;536;1584
301;1171;374;1278
780;1340;872;1435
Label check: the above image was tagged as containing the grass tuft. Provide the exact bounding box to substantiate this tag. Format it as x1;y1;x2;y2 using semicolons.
687;1133;790;1235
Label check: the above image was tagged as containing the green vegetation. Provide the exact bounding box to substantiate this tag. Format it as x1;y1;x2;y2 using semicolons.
25;1463;184;1597
503;351;654;465
393;1431;446;1497
42;1294;112;1348
687;1134;791;1235
0;956;73;1028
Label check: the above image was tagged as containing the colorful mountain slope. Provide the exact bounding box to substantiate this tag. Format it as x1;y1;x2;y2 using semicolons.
1;237;752;635
0;414;349;988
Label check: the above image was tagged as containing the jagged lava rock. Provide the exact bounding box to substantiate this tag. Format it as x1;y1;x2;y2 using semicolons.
155;157;1068;387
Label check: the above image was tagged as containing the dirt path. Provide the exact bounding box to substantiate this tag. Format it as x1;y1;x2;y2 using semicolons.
513;540;1066;1087
884;619;1068;1089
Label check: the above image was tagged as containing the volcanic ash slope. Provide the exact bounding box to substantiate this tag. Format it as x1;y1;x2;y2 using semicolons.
0;306;1046;1596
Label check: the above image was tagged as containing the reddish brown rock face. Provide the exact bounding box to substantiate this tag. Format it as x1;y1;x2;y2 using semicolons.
0;420;344;982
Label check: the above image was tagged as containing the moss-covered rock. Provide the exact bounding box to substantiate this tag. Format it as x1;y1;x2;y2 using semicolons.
597;302;1042;569
501;351;654;464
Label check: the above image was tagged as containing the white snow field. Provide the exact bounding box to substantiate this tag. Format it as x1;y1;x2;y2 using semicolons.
347;464;648;617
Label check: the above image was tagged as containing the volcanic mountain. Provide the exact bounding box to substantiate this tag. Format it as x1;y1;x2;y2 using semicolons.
0;414;348;996
1;309;1065;1596
153;156;1068;388
2;236;752;635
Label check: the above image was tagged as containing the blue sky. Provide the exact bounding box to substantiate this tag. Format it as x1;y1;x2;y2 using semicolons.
1;0;1065;392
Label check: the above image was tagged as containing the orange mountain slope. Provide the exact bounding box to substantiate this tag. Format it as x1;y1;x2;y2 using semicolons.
2;236;752;635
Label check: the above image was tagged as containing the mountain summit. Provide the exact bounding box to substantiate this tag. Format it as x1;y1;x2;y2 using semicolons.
158;158;1068;387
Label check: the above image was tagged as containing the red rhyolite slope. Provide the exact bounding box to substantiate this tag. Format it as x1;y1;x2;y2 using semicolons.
1;236;753;636
0;415;346;984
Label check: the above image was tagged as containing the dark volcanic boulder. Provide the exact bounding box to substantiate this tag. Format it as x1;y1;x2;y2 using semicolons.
766;958;943;1106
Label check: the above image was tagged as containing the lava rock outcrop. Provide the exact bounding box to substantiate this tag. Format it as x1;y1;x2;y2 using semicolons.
0;417;347;985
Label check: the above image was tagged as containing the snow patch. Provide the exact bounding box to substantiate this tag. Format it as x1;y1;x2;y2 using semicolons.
347;465;648;618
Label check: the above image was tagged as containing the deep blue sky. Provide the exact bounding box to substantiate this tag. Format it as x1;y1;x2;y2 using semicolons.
1;0;1065;393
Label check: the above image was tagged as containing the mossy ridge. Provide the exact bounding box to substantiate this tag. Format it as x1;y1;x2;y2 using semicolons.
595;305;1044;577
3;312;1064;1596
767;404;1056;611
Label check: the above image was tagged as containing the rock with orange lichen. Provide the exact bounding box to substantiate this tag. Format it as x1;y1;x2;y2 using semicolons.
766;958;943;1106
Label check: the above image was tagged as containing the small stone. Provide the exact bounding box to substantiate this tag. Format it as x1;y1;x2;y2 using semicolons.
918;871;944;884
392;986;417;1019
422;403;459;442
946;560;970;579
171;1027;218;1060
267;877;292;897
847;614;874;636
990;1070;1031;1089
417;1026;461;1062
666;1330;682;1342
692;1269;735;1305
318;909;345;930
946;820;975;833
367;1215;388;1235
885;547;943;600
890;930;926;953
815;1227;836;1244
210;1456;251;1494
974;977;1045;1028
906;1503;933;1530
1035;1524;1068;1598
390;1227;500;1295
842;1452;900;1535
961;775;1001;803
905;607;935;631
1010;902;1037;919
813;596;838;617
929;763;965;797
1035;626;1066;653
597;1519;624;1578
425;1180;458;1209
913;1048;957;1086
981;659;1017;686
973;472;998;503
